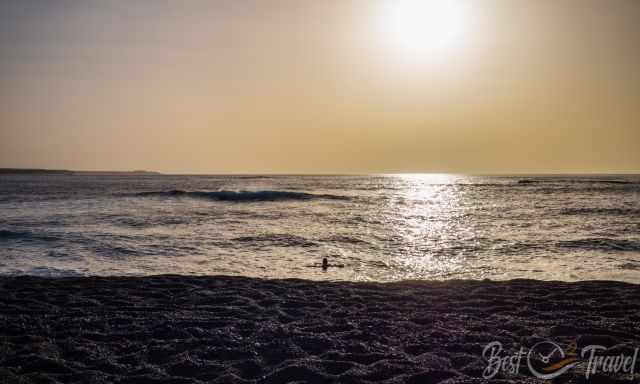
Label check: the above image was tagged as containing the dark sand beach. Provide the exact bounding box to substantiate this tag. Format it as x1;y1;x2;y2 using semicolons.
1;276;639;383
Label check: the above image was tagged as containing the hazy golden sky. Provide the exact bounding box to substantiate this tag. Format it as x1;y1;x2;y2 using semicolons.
1;0;638;174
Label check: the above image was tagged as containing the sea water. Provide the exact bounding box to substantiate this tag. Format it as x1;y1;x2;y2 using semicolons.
1;174;639;282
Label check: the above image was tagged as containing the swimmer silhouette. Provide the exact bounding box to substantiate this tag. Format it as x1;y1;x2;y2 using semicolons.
320;257;344;270
305;257;345;269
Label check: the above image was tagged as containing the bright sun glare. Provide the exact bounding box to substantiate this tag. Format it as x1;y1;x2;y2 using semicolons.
381;0;468;57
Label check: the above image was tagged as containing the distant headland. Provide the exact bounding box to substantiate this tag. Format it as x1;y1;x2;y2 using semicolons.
0;168;161;175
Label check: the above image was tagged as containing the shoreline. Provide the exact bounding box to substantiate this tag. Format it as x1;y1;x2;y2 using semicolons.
1;275;639;383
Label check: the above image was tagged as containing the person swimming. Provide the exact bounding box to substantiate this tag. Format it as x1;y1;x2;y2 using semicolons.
321;257;344;270
305;257;345;269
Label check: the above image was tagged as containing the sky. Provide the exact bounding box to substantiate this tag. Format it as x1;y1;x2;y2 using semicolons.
0;0;639;174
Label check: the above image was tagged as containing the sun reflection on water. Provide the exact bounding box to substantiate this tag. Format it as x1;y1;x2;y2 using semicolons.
387;174;478;280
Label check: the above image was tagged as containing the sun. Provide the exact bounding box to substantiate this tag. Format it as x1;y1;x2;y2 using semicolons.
380;0;468;57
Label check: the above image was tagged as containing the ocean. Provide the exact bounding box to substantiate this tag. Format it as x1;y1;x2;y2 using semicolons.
0;174;639;282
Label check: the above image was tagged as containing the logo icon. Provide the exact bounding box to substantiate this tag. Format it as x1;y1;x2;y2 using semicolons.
527;341;579;380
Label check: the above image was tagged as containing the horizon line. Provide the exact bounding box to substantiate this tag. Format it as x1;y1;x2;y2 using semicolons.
1;167;639;177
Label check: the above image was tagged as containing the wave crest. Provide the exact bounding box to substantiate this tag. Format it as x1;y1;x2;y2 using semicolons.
557;238;640;252
558;208;640;217
518;179;634;185
131;190;349;202
0;229;28;240
0;229;57;242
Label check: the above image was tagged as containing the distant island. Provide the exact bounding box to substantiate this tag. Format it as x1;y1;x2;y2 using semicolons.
0;168;161;175
0;168;74;175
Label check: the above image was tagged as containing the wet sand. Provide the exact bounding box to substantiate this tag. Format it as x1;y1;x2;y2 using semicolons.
1;276;639;383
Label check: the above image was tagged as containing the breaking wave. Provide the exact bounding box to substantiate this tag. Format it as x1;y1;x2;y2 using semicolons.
518;179;634;185
556;238;640;252
0;229;57;242
558;208;640;217
130;190;349;202
0;230;28;240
